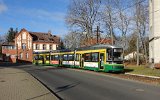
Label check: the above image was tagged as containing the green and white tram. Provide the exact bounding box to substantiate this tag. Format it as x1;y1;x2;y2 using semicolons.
33;44;124;72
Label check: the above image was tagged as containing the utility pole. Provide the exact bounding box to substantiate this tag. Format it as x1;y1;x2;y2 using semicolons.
109;26;114;45
96;26;99;44
111;29;114;45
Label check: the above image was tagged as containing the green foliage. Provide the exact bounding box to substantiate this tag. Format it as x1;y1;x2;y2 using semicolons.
6;27;18;42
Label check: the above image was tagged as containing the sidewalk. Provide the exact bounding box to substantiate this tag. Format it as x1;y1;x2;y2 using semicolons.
125;73;160;79
0;67;58;100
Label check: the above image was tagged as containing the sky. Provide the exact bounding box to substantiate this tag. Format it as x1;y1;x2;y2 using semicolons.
0;0;70;37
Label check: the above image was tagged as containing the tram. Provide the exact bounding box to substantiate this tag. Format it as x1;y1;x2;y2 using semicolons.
33;44;124;72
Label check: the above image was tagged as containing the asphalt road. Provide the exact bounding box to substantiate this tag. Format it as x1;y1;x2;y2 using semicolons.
20;65;160;100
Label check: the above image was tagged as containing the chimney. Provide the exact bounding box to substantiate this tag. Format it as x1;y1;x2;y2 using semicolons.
48;30;51;37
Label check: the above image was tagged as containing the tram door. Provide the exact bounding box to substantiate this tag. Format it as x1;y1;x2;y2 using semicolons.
42;56;45;64
99;53;104;69
80;54;84;68
59;55;62;66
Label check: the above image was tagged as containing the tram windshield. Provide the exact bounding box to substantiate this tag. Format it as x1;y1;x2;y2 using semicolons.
113;48;123;61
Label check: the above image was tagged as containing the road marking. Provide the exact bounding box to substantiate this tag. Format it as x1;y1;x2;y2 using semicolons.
135;88;144;92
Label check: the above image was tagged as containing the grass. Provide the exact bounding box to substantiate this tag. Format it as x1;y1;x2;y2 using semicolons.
125;65;160;77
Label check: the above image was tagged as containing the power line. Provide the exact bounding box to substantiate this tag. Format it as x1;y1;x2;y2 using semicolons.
103;0;147;18
99;0;159;43
104;0;160;20
113;0;147;15
102;0;148;27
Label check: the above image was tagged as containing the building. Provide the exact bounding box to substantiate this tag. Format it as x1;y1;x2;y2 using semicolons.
149;0;160;65
2;42;16;62
80;38;113;47
2;28;60;63
124;51;143;61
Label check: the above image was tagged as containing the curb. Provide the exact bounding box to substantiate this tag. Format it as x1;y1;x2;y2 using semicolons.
125;73;160;79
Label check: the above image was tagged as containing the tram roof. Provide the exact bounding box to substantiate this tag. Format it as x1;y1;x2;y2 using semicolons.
33;51;50;54
33;44;122;54
92;44;122;48
76;44;122;51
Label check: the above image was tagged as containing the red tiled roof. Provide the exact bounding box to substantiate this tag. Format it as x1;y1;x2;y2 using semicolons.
29;32;60;44
81;38;112;47
3;28;61;46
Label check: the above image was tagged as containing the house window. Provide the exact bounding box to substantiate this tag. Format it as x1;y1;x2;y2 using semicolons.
12;46;16;49
26;53;29;59
20;52;23;59
50;45;52;50
56;45;58;49
43;44;46;50
36;44;39;50
22;43;26;50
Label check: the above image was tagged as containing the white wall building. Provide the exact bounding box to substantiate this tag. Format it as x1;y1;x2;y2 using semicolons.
33;43;57;52
149;0;160;64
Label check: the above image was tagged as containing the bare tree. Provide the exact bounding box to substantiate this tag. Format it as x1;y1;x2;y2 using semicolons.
63;31;83;49
134;0;149;64
101;0;116;45
66;0;101;45
115;0;131;57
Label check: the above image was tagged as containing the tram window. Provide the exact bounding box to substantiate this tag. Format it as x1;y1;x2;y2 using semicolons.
55;55;59;60
59;55;62;60
34;55;39;60
39;55;44;60
76;54;79;61
92;52;99;62
63;55;68;61
68;54;74;61
113;48;123;61
51;55;54;60
107;49;112;60
84;53;91;62
46;55;50;60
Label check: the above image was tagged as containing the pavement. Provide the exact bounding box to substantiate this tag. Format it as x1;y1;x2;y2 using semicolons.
0;67;58;100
